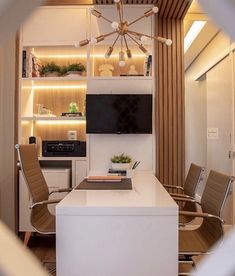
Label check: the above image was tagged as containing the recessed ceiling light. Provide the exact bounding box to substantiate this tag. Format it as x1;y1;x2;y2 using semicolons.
184;21;206;53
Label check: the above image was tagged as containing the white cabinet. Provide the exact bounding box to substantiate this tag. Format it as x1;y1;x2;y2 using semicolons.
19;168;70;232
22;7;88;46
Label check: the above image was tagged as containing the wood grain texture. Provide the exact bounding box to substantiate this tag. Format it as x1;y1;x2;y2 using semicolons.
155;0;189;186
44;0;192;14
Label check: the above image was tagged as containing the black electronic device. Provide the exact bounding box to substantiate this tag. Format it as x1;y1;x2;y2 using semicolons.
86;94;152;134
42;140;86;157
29;136;36;144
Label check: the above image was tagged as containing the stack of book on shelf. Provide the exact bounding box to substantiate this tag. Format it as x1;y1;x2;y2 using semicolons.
144;54;152;76
22;49;42;78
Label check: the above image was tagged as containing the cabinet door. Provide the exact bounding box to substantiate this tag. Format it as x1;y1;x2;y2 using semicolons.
75;160;87;187
44;169;70;215
22;7;88;46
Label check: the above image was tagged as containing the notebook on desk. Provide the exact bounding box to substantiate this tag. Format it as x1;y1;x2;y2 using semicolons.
76;177;132;190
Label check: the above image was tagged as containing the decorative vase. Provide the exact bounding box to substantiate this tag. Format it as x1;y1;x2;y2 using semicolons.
111;162;131;170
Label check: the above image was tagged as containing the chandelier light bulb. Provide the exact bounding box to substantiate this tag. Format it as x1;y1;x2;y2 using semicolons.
165;39;173;46
140;35;148;42
119;51;126;67
119;60;126;67
152;6;159;13
111;21;119;29
114;0;121;3
90;37;98;45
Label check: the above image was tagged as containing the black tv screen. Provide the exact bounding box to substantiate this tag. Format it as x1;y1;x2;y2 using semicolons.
86;94;152;134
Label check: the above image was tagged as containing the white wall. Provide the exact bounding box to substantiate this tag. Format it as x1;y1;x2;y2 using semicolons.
185;31;235;223
185;31;231;196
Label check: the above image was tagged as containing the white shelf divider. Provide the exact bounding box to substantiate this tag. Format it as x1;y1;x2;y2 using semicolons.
21;116;86;121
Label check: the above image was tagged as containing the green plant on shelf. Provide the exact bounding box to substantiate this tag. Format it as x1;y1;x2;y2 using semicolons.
68;102;79;113
40;62;61;76
66;63;86;75
111;153;132;163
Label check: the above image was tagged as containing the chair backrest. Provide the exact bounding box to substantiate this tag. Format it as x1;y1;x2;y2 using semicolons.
199;170;234;246
201;170;233;217
16;144;49;203
184;163;204;197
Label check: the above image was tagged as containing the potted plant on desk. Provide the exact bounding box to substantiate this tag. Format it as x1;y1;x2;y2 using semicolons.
111;153;132;170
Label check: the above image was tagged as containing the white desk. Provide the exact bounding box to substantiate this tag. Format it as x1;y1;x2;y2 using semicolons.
56;172;178;276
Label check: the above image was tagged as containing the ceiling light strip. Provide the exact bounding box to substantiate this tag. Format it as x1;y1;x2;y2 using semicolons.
184;21;206;53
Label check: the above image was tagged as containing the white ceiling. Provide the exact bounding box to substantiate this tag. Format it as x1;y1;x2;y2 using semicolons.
184;0;219;70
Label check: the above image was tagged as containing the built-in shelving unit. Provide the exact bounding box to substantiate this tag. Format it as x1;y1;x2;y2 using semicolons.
19;5;154;172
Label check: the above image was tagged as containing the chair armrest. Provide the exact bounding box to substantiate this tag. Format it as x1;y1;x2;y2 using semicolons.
170;193;194;199
49;188;72;195
30;199;61;209
179;211;224;223
173;197;201;205
163;184;184;191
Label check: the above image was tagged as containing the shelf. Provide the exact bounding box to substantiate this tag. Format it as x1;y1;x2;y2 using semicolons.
21;116;86;121
21;76;87;81
89;76;152;80
39;156;87;161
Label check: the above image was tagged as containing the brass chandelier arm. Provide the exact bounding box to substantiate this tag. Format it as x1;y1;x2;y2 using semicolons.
105;33;120;58
126;32;148;54
100;15;113;24
127;7;158;27
124;35;132;58
128;30;171;44
123;35;129;50
79;31;117;46
102;30;118;39
126;32;142;47
91;9;113;24
115;0;123;23
111;33;121;47
127;15;146;27
128;30;152;39
121;0;124;21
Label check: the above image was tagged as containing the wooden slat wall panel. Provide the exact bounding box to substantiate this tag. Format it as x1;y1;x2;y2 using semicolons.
45;0;192;16
155;15;185;187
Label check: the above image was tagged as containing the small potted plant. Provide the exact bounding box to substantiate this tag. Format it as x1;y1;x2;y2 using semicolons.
40;62;61;77
111;153;132;170
65;63;86;76
69;102;79;113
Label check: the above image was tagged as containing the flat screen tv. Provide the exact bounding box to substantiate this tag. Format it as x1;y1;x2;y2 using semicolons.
86;94;152;134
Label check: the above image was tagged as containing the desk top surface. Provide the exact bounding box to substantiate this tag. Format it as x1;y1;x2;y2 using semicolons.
56;171;178;216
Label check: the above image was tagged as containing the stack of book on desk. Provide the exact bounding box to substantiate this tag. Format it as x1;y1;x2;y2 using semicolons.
107;169;127;176
86;175;123;182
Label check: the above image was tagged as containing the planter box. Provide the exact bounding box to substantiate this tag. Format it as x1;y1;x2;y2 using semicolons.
111;163;131;170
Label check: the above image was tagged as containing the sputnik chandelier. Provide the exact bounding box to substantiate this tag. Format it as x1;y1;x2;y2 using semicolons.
79;1;172;67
